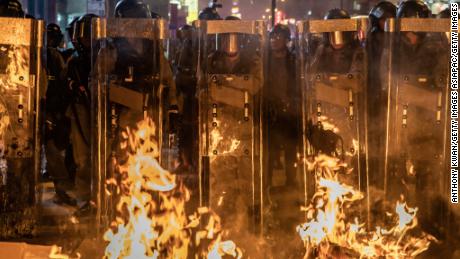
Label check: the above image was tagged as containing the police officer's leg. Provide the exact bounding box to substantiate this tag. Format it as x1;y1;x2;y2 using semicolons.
46;138;76;206
69;105;91;203
65;145;77;186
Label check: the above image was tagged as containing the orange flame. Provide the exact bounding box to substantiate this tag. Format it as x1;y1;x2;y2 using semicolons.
103;117;241;258
297;155;435;258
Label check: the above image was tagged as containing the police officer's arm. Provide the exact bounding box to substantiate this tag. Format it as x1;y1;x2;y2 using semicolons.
55;49;67;82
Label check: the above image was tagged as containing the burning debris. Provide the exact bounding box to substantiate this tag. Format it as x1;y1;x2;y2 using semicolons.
297;155;436;258
103;117;241;259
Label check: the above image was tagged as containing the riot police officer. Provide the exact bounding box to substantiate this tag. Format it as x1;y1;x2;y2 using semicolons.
369;1;397;34
378;0;451;250
87;0;177;219
67;14;97;215
267;24;298;187
198;0;222;20
368;1;396;60
389;0;446;217
207;17;258;75
109;0;178;156
310;9;363;75
305;9;367;193
367;1;396;187
197;15;265;240
45;23;76;206
0;0;24;17
307;9;365;155
174;24;197;173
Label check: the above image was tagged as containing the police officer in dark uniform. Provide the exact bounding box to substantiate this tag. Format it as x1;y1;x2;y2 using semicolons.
380;1;453;253
174;24;197;173
45;23;76;206
368;1;396;77
305;9;367;195
367;1;396;187
207;17;257;75
267;24;298;187
307;9;365;157
198;0;222;21
109;0;178;157
310;9;363;76
0;0;24;17
198;15;264;240
387;0;447;219
66;14;97;214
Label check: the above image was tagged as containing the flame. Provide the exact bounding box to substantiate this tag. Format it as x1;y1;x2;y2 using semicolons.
48;245;79;259
104;117;241;258
297;155;435;258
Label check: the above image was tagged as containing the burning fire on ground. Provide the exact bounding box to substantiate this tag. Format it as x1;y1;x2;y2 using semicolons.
103;117;242;259
99;117;436;258
297;155;436;258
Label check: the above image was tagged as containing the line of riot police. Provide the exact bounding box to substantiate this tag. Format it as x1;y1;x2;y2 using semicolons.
0;0;458;257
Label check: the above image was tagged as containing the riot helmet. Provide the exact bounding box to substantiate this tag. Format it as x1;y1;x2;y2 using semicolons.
67;16;79;48
437;8;450;19
396;0;430;19
270;24;291;52
177;24;193;42
397;0;431;46
0;0;24;18
436;8;450;42
198;7;221;20
47;23;64;49
324;9;352;49
198;1;222;20
114;0;151;18
74;14;98;54
369;1;397;33
151;11;161;19
220;16;240;57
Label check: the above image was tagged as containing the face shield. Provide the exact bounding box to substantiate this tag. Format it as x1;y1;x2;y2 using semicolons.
328;31;346;49
73;20;92;51
221;33;239;57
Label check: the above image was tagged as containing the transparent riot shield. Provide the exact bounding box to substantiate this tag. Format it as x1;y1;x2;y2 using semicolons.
382;18;450;232
194;20;267;252
91;18;170;231
299;18;369;198
0;18;44;238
